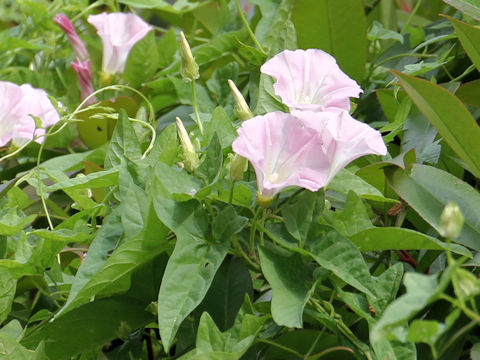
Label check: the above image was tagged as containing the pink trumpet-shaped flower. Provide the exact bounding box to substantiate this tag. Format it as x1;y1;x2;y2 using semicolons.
87;12;152;75
261;49;362;112
72;59;97;105
53;13;89;61
0;81;60;146
232;111;386;199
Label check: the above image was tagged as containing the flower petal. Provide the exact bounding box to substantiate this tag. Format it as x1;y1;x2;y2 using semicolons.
88;12;152;75
0;82;60;146
261;49;362;112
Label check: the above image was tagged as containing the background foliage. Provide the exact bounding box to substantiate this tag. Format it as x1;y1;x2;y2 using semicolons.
1;0;480;359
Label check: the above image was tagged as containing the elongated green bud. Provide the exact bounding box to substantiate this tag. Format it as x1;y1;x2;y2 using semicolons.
228;79;253;121
176;117;200;171
179;31;199;82
228;153;248;182
440;201;464;238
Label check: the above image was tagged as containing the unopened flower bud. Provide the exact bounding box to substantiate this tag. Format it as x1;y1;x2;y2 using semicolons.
53;13;89;61
228;79;253;121
440;201;464;238
179;31;199;82
229;153;248;182
72;59;97;106
176;117;200;171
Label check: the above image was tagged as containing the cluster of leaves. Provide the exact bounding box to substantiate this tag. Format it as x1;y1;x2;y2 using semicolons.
2;0;480;359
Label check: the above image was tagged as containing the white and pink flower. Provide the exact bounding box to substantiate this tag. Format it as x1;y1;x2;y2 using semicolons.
232;111;386;200
261;49;362;112
0;81;60;146
87;12;153;75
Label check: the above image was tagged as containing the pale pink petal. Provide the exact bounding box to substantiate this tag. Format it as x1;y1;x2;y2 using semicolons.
260;49;362;112
72;59;97;105
0;81;60;146
232;111;332;198
53;13;89;61
292;110;387;183
87;12;152;75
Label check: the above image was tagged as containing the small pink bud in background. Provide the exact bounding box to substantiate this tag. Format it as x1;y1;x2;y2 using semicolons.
53;13;89;61
0;81;60;146
87;12;152;76
72;59;97;106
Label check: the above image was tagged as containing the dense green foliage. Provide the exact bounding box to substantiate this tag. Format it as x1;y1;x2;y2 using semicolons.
1;0;480;359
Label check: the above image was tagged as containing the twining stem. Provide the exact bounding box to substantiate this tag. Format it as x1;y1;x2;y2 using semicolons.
191;79;204;135
234;0;266;56
309;298;373;360
233;237;260;271
249;208;263;254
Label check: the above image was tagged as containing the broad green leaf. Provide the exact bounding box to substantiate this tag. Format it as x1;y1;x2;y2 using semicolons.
373;340;417;360
104;109;142;169
323;191;373;237
328;168;398;203
56;207;124;317
0;207;36;236
306;231;377;298
350;227;471;256
157;234;230;352
22;296;155;359
386;164;480;250
0;272;16;323
157;27;178;68
146;123;178;166
368;20;404;43
46;168;118;191
212;207;248;243
407;320;444;344
153;196;229;352
258;245;317;327
196;134;223;186
263;0;297;56
292;0;367;81
444;15;480;72
152;161;204;201
456;79;480;107
203;107;237;149
124;31;159;86
196;257;253;331
371;268;453;344
119;0;201;12
370;263;403;317
393;71;480;178
442;0;480;21
180;309;265;360
281;190;324;243
253;72;288;114
0;332;46;360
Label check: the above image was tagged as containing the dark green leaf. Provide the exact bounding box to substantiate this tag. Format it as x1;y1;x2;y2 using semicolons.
124;31;159;86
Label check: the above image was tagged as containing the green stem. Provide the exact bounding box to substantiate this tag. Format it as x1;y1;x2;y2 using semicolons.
249;208;262;254
234;0;266;55
438;319;479;357
229;181;235;206
232;237;260;271
191;79;204;135
257;339;304;358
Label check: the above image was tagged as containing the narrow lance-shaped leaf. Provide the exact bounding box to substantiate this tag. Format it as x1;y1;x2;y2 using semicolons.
393;70;480;178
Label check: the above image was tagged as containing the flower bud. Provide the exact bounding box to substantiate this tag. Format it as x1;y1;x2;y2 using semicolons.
72;59;97;106
228;79;253;121
53;13;89;61
228;153;248;182
176;117;200;171
439;201;464;238
179;31;199;82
